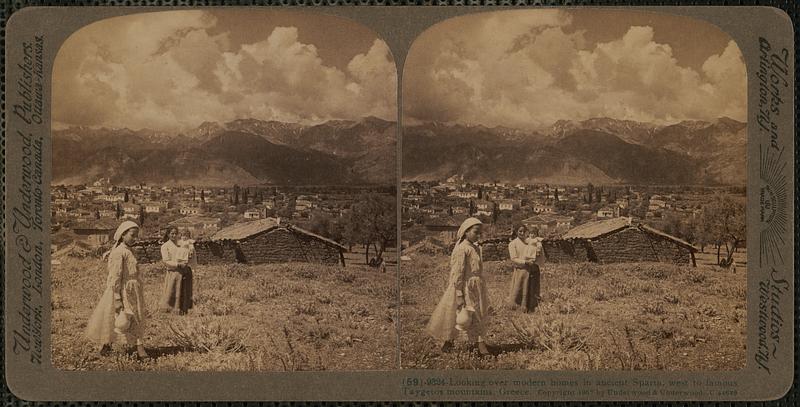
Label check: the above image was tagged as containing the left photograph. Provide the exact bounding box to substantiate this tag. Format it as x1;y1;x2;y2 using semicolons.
49;10;398;371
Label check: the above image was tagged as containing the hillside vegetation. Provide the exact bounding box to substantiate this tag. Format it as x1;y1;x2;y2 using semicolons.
400;252;746;370
52;258;397;371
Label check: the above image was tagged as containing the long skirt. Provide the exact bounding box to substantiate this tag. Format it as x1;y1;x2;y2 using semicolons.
507;265;540;312
427;276;490;342
86;280;146;345
160;266;193;314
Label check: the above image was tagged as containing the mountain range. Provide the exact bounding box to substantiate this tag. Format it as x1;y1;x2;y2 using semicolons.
52;117;396;186
402;117;747;185
54;115;746;187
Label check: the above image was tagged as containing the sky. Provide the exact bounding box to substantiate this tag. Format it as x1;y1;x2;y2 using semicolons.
403;9;747;129
53;10;397;131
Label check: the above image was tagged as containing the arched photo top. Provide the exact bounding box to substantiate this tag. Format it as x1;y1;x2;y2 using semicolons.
403;9;746;129
402;9;747;186
52;9;398;187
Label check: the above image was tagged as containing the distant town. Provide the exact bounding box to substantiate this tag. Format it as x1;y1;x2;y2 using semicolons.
51;179;394;250
401;178;746;254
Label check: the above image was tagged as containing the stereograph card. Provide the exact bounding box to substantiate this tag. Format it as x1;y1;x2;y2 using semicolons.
3;5;795;402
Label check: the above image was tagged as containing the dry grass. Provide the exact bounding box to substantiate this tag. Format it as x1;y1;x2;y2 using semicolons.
400;252;747;371
51;257;397;371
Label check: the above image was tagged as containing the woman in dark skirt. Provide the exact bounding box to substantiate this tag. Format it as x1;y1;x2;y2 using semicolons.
506;224;542;312
159;226;193;315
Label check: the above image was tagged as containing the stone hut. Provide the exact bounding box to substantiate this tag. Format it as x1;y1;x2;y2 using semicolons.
70;218;118;247
544;217;697;266
204;218;347;266
130;238;164;264
478;237;512;261
423;214;469;241
541;239;591;263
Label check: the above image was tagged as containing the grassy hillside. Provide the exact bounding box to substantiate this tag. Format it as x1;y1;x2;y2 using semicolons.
52;258;397;371
400;253;746;370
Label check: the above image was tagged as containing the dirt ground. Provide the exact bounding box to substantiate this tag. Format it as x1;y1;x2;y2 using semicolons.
51;257;397;371
400;251;747;370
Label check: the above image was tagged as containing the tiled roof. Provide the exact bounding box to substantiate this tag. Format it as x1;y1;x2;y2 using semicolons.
70;218;120;231
211;218;279;241
209;219;348;251
638;224;698;251
562;217;632;239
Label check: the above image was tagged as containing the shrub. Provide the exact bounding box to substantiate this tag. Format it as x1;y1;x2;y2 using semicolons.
243;289;260;303
258;326;326;371
295;302;318;316
260;283;281;299
350;303;371;317
558;301;577;314
511;318;589;353
663;294;680;304
575;263;602;278
642;267;668;279
293;267;317;280
701;305;718;317
52;296;69;310
608;279;632;298
591;290;609;301
548;289;567;302
642;302;666;316
332;268;356;284
168;319;248;353
684;270;706;284
223;264;252;279
207;300;238;316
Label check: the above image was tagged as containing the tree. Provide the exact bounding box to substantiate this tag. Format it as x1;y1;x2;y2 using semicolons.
139;205;145;226
200;189;205;203
491;202;499;224
243;188;249;205
346;194;396;265
587;183;594;204
469;199;476;216
702;195;746;266
233;184;240;205
115;202;122;219
553;188;559;203
124;190;129;202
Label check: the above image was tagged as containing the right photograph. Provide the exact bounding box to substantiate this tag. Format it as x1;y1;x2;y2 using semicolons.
400;9;747;370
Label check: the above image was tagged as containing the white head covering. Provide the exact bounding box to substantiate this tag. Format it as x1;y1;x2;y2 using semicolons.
102;221;139;261
456;217;482;242
113;221;140;243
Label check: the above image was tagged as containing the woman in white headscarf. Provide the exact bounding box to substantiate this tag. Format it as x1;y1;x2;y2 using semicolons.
426;217;491;355
85;221;148;359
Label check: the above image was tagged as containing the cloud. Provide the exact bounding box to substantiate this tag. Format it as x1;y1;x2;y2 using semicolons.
53;11;397;131
404;11;746;127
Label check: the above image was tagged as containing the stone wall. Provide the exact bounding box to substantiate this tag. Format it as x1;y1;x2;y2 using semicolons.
542;239;591;263
196;240;239;265
131;239;164;264
479;238;511;262
643;230;694;265
530;227;694;266
591;228;659;264
238;228;342;265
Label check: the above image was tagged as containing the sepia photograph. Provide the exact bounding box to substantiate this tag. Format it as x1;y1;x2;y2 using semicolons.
400;9;748;370
49;10;398;371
